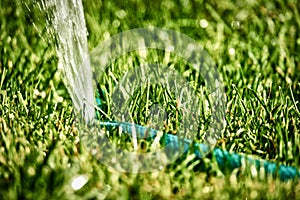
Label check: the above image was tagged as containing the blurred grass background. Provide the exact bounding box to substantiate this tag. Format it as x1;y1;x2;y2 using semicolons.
0;0;300;199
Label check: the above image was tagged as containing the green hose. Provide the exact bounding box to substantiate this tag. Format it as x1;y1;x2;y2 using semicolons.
95;95;299;181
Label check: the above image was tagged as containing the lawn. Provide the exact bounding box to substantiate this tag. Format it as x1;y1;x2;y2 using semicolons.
0;0;300;199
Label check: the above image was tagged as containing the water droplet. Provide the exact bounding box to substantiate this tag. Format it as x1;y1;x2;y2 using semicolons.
112;19;120;28
228;48;235;56
41;91;46;98
115;9;127;19
199;19;208;28
71;175;89;191
28;166;36;176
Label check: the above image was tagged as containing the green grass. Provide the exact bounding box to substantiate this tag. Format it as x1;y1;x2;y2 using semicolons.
1;0;300;199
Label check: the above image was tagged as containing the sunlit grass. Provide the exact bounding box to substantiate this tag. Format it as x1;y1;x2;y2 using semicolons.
1;0;299;199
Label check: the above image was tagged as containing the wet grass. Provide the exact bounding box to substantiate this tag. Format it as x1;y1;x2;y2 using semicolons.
1;0;300;199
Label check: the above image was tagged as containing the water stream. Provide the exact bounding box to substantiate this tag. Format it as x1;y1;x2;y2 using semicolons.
41;0;95;121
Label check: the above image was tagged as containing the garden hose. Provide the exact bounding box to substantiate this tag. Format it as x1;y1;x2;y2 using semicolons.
95;96;300;181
